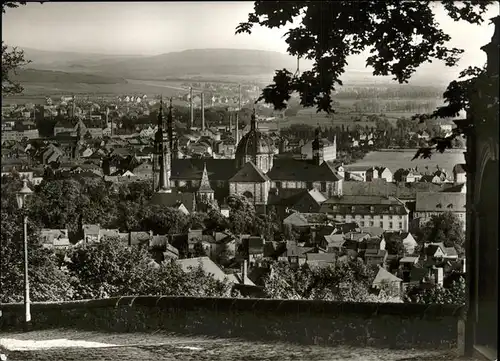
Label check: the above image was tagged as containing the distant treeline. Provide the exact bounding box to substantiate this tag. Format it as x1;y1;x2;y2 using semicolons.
352;99;440;114
12;69;128;85
335;86;443;99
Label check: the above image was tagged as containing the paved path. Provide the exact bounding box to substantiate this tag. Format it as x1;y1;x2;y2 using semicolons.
0;329;485;361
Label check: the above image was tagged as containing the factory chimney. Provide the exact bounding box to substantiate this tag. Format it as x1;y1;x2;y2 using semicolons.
201;93;205;131
236;84;241;144
189;87;194;129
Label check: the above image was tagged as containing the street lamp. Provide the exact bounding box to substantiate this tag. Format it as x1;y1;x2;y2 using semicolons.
16;179;33;331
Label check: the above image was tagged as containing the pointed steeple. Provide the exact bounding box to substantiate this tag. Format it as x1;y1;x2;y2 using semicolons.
156;95;171;193
198;162;213;193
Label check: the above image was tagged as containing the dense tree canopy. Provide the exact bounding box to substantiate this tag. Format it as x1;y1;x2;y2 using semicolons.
419;212;465;255
237;1;493;158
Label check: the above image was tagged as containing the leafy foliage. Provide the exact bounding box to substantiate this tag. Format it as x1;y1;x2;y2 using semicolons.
419;211;465;255
237;1;494;159
2;2;31;95
0;207;73;303
263;259;387;302
404;275;465;305
237;1;491;114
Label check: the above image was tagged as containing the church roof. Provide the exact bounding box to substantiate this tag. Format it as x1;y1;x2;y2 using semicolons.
171;159;237;181
235;110;273;156
198;163;214;193
267;159;342;182
229;161;270;183
150;191;196;212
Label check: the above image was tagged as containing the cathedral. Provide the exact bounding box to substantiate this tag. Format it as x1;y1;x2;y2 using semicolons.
151;98;343;214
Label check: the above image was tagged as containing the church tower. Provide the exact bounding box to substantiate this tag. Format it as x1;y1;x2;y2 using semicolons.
196;162;215;208
153;97;172;193
312;126;324;165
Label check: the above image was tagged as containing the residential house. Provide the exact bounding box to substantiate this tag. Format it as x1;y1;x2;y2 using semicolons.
282;212;330;229
305;252;336;269
362;242;388;266
383;231;418;255
40;229;71;249
319;195;410;231
82;224;100;244
366;166;393;182
344;165;369;181
321;234;345;253
372;266;403;297
176;256;246;286
414;192;466;230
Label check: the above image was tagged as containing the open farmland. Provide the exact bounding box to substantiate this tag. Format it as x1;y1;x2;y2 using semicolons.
1;80;186;105
348;149;465;175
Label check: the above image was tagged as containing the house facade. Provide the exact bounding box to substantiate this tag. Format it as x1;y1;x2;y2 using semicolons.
319;195;410;231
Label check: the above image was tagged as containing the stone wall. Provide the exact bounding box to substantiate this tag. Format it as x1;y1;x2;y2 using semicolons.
0;297;464;349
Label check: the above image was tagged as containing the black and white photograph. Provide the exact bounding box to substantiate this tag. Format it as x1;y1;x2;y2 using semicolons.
0;1;498;360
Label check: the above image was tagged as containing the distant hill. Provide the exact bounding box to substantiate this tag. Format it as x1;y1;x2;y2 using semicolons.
12;69;128;84
22;48;309;81
17;47;454;86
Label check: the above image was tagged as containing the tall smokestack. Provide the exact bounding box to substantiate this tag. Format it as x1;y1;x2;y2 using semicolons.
189;87;193;129
236;84;241;144
201;93;205;131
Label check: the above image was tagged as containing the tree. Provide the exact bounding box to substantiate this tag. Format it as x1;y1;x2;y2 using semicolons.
404;276;465;305
263;259;379;302
420;212;465;255
192;240;207;257
236;1;493;158
65;237;156;299
1;208;73;303
2;2;31;95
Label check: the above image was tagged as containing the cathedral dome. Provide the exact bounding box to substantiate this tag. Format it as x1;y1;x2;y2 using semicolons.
235;111;273;156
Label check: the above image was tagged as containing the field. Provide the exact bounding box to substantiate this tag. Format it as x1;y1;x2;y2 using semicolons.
348;149;465;175
1;80;188;105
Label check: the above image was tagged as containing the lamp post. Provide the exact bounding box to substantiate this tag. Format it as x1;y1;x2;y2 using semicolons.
16;179;33;331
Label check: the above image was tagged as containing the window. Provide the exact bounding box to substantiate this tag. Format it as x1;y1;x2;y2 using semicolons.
369;221;374;227
379;221;383;228
321;182;327;192
399;222;403;229
389;215;393;219
306;181;313;189
276;181;282;189
389;222;393;229
360;221;365;227
370;206;374;213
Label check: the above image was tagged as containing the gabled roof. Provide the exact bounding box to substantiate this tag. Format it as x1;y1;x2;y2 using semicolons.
176;257;235;283
229;161;270;183
267;159;342;182
171;158;237;181
283;212;328;226
324;234;345;248
415;192;466;212
151;192;196;212
372;266;402;286
359;227;385;238
306;253;336;263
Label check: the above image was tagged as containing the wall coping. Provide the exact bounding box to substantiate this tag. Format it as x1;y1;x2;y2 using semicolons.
0;296;466;319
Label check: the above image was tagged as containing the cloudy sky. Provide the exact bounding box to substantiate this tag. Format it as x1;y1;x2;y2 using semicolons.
2;1;498;79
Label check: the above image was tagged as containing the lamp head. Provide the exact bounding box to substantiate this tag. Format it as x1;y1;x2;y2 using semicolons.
16;179;33;209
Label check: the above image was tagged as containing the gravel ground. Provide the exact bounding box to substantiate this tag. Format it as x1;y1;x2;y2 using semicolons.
0;329;486;361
